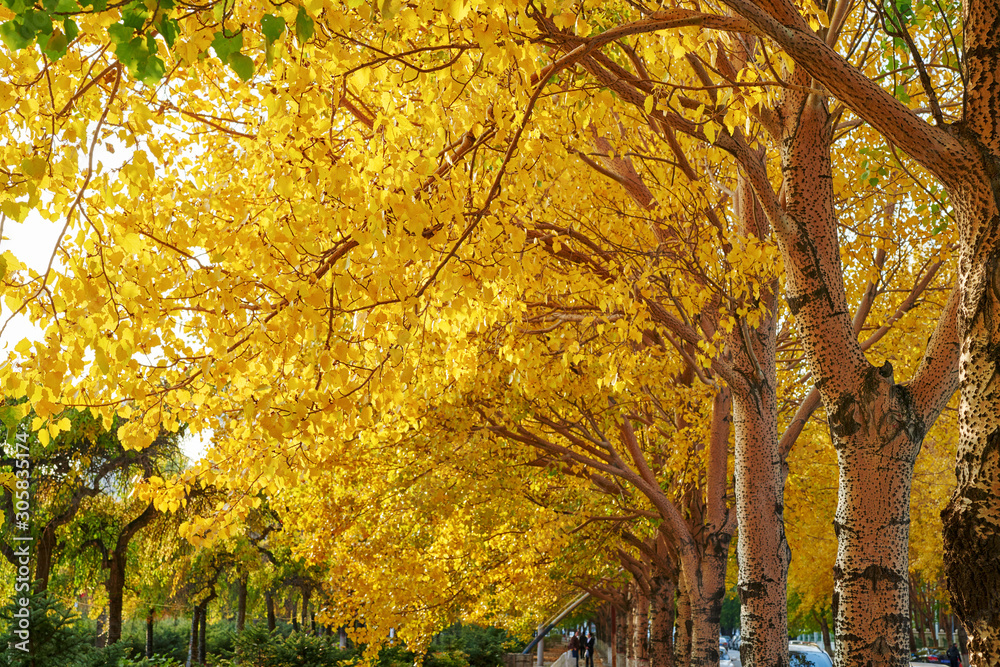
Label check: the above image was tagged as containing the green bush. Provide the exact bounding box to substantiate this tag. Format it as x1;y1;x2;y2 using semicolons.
224;625;358;667
424;651;470;667
429;624;515;667
118;619;189;664
118;656;183;667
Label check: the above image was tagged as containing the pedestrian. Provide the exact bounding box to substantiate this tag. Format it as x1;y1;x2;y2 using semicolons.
569;631;580;667
947;643;960;667
585;630;595;667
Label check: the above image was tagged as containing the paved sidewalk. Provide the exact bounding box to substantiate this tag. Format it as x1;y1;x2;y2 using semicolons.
539;645;607;667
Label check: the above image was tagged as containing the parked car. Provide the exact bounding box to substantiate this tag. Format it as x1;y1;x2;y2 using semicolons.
912;648;961;667
789;642;834;667
915;649;948;663
720;636;731;650
719;647;734;667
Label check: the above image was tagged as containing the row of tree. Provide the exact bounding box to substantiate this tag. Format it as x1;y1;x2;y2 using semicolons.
1;0;996;663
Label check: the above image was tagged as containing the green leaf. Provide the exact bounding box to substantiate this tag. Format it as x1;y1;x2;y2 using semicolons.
0;404;17;431
211;29;243;61
0;20;33;50
295;7;313;42
228;52;254;81
41;27;67;59
121;8;145;29
261;13;285;44
24;9;52;34
108;22;134;45
63;17;78;41
137;54;165;85
157;16;178;48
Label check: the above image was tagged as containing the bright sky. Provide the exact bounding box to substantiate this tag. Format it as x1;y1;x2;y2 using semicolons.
0;211;209;461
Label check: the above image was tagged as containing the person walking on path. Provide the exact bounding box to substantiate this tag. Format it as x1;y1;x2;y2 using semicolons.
569;632;580;667
947;643;960;667
585;630;595;667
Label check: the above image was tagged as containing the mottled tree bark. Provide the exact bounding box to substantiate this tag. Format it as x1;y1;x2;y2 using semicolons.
719;70;960;664
616;599;629;667
632;582;649;667
626;584;637;667
728;175;788;667
674;577;691;667
648;569;677;667
707;0;997;656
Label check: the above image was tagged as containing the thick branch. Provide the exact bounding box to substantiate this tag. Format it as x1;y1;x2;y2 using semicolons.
717;0;970;183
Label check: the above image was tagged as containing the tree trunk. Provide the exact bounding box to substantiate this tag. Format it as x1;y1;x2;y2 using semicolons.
626;586;636;667
106;551;126;645
760;85;958;665
674;577;691;667
616;601;629;667
186;607;199;667
685;548;728;667
34;526;56;593
107;501;157;646
648;571;676;667
339;626;348;649
236;579;247;632
942;181;1000;652
146;608;154;658
816;609;832;657
198;603;207;665
927;1;1000;660
266;591;276;631
302;588;311;635
726;172;789;667
95;607;107;648
632;583;649;667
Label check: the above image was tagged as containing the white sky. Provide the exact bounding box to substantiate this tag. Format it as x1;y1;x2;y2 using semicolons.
0;211;209;461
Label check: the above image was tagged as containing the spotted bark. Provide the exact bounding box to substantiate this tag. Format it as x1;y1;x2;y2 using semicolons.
709;0;996;656
632;582;650;667
617;599;630;667
649;571;677;667
729;174;788;667
737;72;959;664
674;576;692;667
942;150;1000;664
626;585;637;667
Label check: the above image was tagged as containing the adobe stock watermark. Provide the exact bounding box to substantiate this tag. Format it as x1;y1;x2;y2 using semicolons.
9;423;31;653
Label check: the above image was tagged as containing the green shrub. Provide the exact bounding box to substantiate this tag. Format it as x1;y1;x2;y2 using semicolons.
227;625;358;667
429;624;514;667
118;656;183;667
424;651;469;667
